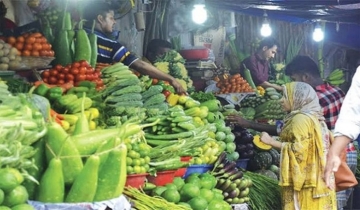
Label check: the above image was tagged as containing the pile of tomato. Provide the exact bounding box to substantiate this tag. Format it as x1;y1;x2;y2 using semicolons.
41;60;104;90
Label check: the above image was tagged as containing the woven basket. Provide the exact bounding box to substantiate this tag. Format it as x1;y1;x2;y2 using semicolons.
17;56;55;70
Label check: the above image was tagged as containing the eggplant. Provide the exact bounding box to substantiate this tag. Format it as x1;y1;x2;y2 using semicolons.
233;131;242;138
247;150;255;158
213;152;227;170
236;144;247;151
246;143;254;150
228;188;240;199
240;131;254;143
229;170;244;180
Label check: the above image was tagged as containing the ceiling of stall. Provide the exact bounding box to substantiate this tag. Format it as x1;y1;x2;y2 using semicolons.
205;0;360;25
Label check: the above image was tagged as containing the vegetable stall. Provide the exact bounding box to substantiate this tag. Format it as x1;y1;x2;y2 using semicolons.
1;0;359;210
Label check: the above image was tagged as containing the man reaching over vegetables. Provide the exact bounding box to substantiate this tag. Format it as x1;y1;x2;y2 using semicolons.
239;37;283;91
82;1;186;95
143;39;173;64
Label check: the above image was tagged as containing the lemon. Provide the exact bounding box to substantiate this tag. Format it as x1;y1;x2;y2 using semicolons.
161;189;180;203
126;157;133;166
133;166;141;174
127;166;134;174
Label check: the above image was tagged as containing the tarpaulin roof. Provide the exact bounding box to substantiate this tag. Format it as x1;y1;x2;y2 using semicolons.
206;0;360;49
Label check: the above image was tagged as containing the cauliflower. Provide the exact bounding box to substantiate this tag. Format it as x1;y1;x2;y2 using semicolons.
175;78;188;91
154;62;170;73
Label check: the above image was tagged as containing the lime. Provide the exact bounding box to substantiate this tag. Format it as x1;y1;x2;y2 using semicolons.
128;150;138;159
173;177;185;190
152;186;167;196
125;143;132;151
5;169;23;185
213;191;224;201
0;206;11;210
161;189;180;203
127;166;134;174
144;164;150;171
126;157;133;166
139;158;145;165
140;166;147;174
144;156;150;164
188;196;208;210
179;183;200;201
11;204;35;210
132;159;141;166
132;144;140;152
0;189;4;205
133;166;141;174
199;188;214;202
217;141;227;152
165;183;178;191
2;185;28;207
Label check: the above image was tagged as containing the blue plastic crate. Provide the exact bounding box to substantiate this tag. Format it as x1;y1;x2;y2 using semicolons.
183;164;213;178
236;159;249;169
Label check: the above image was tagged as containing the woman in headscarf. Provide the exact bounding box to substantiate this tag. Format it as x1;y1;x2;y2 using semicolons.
259;82;336;210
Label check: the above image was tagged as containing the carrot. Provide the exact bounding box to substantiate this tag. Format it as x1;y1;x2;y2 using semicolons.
50;109;64;120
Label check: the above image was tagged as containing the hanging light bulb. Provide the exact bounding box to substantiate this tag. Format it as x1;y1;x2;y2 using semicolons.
192;0;207;24
312;22;324;42
260;11;272;37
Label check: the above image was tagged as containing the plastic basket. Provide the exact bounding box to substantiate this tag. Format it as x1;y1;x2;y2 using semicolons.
183;164;213;178
236;159;250;169
174;168;187;177
180;156;192;162
125;173;148;189
16;56;54;70
147;170;176;186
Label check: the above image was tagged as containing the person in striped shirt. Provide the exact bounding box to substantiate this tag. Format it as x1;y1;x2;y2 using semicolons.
82;1;186;94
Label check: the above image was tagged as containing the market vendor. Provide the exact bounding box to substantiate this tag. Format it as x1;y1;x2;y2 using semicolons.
0;1;16;36
82;2;186;94
143;39;173;64
239;37;283;91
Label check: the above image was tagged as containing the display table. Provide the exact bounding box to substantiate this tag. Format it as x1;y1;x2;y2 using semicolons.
28;195;131;210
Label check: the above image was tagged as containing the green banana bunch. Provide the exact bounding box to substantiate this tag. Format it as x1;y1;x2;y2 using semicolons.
325;69;345;86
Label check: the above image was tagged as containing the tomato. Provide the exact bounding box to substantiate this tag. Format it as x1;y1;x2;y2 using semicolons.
95;79;103;86
54;64;62;71
94;71;100;78
80;60;90;67
76;74;86;82
72;62;81;68
58;73;65;79
57;79;65;85
49;76;57;84
86;69;93;74
162;90;171;98
50;69;58;76
79;66;87;75
62;67;69;73
65;64;72;69
70;67;79;75
42;78;48;83
152;78;159;85
66;74;75;82
42;70;50;78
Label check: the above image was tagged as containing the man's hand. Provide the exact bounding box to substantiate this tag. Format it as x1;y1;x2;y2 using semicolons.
324;153;341;190
226;115;249;128
170;79;187;95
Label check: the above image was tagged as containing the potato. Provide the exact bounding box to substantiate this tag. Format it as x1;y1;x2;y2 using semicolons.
0;50;4;57
0;63;9;71
8;55;16;61
3;48;9;56
3;43;11;49
9;48;18;56
0;43;4;50
8;61;20;69
0;57;10;64
15;56;22;62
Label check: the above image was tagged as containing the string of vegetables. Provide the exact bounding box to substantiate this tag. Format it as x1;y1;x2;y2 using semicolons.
243;171;281;210
123;187;191;210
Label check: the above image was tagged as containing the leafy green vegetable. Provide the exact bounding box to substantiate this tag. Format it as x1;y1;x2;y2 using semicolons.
190;91;215;103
